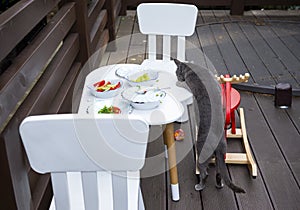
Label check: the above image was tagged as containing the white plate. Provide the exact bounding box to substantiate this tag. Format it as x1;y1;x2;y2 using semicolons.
121;86;166;110
86;100;131;115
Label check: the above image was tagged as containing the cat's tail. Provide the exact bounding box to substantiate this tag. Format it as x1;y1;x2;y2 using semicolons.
216;151;246;193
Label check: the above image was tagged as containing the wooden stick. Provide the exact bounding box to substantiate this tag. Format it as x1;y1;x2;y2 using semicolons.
239;108;257;177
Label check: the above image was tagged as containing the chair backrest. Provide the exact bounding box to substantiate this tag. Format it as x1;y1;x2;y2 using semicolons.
19;114;149;210
137;3;198;61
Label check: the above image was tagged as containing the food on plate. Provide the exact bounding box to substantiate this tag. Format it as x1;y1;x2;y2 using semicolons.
121;86;166;110
93;80;121;92
133;73;150;82
98;105;121;114
125;70;158;87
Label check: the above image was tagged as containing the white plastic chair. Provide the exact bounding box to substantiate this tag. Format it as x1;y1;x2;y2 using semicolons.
137;3;198;122
19;114;149;210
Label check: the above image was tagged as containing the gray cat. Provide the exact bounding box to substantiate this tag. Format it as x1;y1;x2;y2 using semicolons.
174;59;245;193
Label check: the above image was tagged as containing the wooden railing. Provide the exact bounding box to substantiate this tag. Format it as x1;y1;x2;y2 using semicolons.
121;0;300;15
0;0;121;209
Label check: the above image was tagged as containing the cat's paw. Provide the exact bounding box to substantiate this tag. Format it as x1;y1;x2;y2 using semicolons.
215;173;224;189
215;181;224;189
195;183;206;191
195;177;206;191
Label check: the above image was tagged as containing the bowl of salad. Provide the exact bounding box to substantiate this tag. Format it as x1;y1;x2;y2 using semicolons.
88;79;122;98
125;70;159;86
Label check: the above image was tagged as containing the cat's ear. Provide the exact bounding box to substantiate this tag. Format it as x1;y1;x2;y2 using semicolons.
173;58;180;66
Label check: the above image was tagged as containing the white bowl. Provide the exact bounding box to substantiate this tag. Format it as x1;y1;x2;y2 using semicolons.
125;70;159;86
121;86;166;110
87;79;123;98
115;65;141;78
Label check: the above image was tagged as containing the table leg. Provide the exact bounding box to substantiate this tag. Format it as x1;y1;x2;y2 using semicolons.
163;123;180;201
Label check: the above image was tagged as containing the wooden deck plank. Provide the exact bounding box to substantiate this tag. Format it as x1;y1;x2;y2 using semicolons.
186;32;207;68
100;16;122;66
186;15;208;71
196;11;229;75
230;10;300;88
286;97;300;134
224;22;276;86
254;94;300;185
207;12;251;77
126;12;146;64
270;23;300;61
251;12;300;88
240;92;300;209
261;10;300;44
293;29;300;43
217;9;280;86
237;22;298;87
263;10;300;20
201;10;256;84
107;13;136;64
255;10;300;88
266;24;300;88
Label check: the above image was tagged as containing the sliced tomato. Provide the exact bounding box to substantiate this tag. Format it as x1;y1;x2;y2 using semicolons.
112;106;121;114
93;80;105;87
115;82;121;88
109;82;121;90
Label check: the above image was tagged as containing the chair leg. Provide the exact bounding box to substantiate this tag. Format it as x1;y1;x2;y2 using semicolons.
138;187;145;210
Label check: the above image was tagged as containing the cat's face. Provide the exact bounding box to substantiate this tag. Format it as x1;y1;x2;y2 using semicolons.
174;59;186;82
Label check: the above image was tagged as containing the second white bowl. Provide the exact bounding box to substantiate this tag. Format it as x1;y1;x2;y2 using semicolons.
125;70;159;86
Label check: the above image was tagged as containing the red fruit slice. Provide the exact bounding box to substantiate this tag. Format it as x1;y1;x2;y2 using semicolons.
93;80;105;87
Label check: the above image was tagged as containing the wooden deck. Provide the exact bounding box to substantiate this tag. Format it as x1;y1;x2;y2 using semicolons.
101;10;300;210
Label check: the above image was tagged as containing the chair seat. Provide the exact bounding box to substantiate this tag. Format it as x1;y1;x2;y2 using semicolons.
230;88;241;111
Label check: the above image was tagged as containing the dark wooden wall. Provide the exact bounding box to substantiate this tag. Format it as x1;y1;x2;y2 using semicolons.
121;0;300;15
0;0;120;209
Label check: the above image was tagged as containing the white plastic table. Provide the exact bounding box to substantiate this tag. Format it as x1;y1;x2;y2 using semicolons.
78;64;184;201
